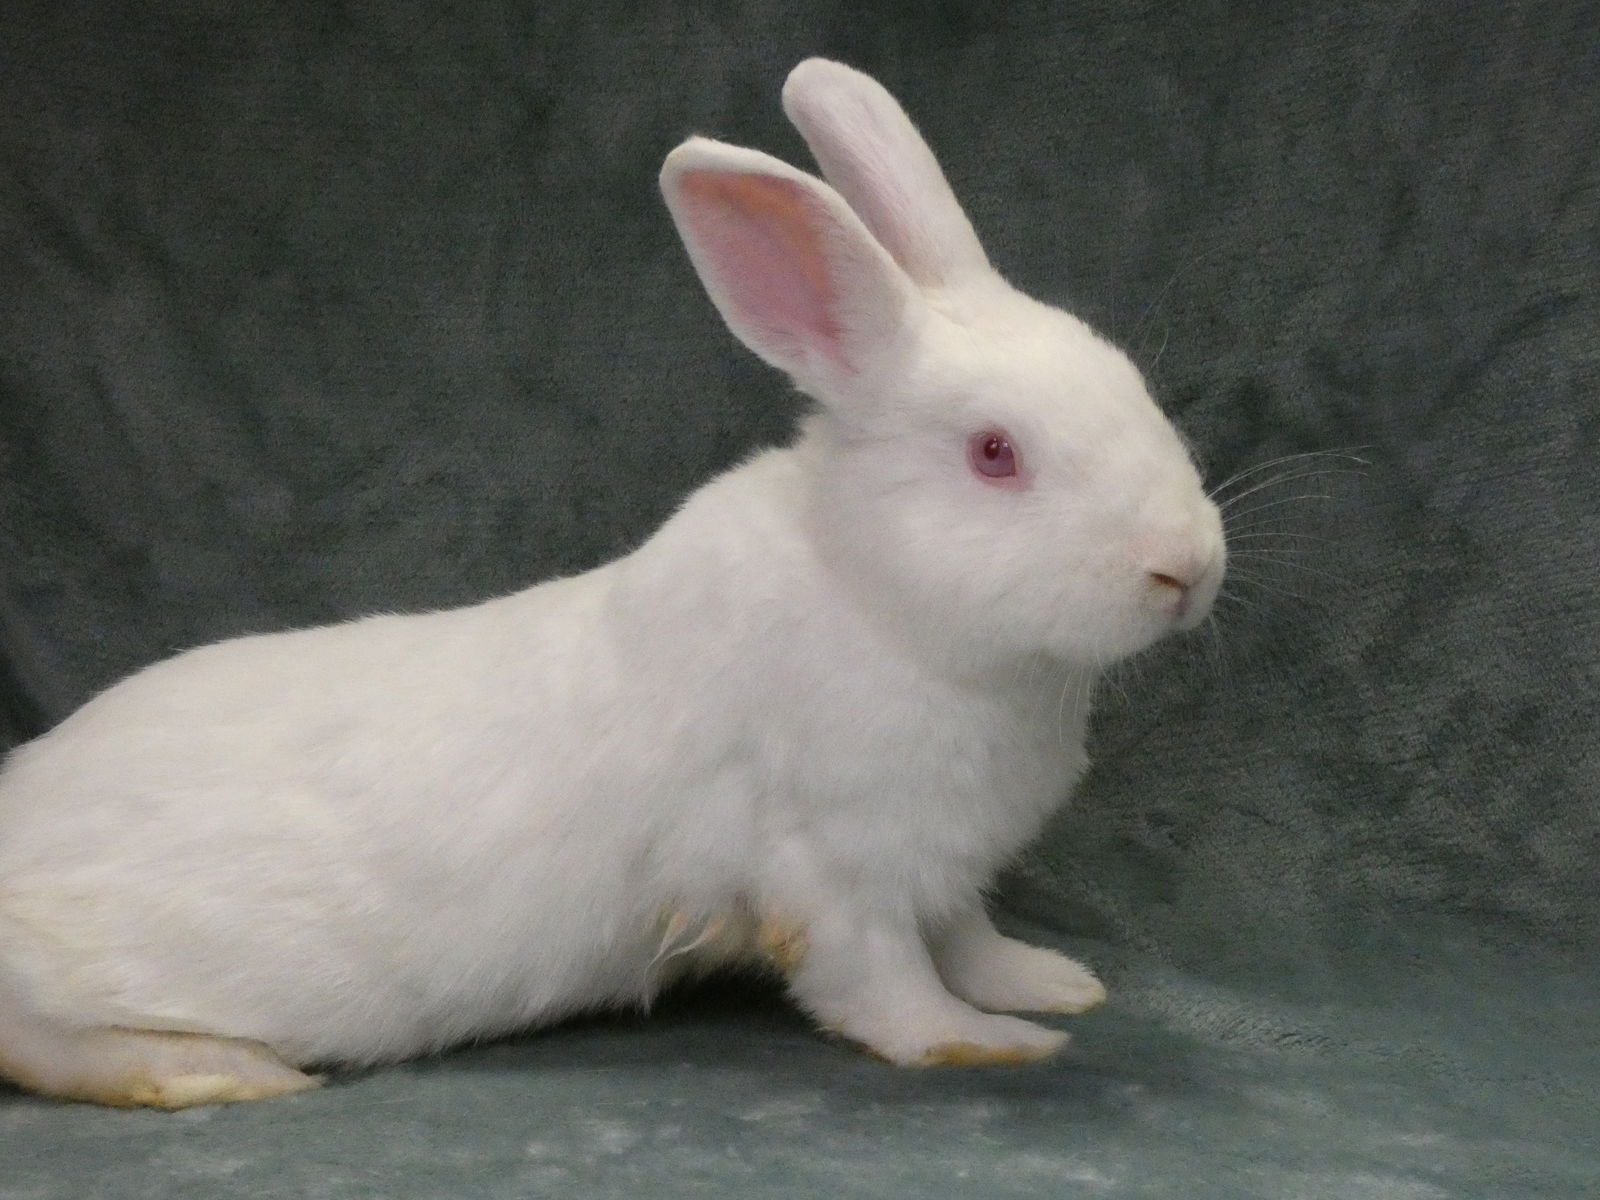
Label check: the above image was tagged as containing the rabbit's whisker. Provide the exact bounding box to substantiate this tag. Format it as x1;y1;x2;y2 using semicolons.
1207;449;1370;500
1216;468;1354;513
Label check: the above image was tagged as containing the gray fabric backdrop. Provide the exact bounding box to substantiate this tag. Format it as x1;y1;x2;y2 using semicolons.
2;1;1596;1196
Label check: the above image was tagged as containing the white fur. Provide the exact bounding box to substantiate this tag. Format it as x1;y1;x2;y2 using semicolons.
0;59;1224;1105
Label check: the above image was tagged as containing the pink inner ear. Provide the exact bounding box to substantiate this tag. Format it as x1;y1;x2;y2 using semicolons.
678;171;851;372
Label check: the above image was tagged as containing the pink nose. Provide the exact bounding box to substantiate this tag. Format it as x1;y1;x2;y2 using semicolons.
1148;570;1193;594
1148;567;1204;620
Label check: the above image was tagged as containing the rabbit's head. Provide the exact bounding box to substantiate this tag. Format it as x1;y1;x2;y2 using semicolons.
662;59;1224;675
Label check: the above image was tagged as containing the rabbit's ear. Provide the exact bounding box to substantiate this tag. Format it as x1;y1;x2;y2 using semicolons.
661;137;919;396
782;58;991;291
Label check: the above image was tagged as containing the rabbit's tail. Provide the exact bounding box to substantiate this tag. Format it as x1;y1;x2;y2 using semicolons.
0;967;319;1109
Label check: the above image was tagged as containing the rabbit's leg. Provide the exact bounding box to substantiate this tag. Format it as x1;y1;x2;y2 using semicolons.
930;906;1107;1015
769;903;1069;1066
0;1012;320;1109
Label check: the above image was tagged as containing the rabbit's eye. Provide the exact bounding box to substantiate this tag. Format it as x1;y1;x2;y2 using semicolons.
969;430;1019;482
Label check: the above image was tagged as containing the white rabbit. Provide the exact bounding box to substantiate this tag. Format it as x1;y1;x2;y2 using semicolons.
0;58;1224;1109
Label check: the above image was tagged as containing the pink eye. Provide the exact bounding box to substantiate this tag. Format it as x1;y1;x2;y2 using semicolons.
968;430;1019;482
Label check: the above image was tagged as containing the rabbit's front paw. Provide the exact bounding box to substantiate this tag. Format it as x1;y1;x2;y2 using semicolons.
935;919;1108;1015
842;1008;1069;1067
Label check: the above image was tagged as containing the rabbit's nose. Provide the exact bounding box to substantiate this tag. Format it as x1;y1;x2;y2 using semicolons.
1147;549;1210;593
1148;570;1192;593
1148;570;1195;618
1147;539;1225;627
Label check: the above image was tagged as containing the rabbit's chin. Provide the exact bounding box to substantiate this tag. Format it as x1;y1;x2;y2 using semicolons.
1039;606;1211;674
830;584;1212;688
897;612;1175;687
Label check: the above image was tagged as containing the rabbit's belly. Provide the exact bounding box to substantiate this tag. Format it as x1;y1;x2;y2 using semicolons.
0;898;657;1068
0;838;663;1067
0;746;759;1064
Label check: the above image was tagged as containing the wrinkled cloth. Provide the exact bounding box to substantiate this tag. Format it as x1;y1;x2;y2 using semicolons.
2;2;1596;1196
